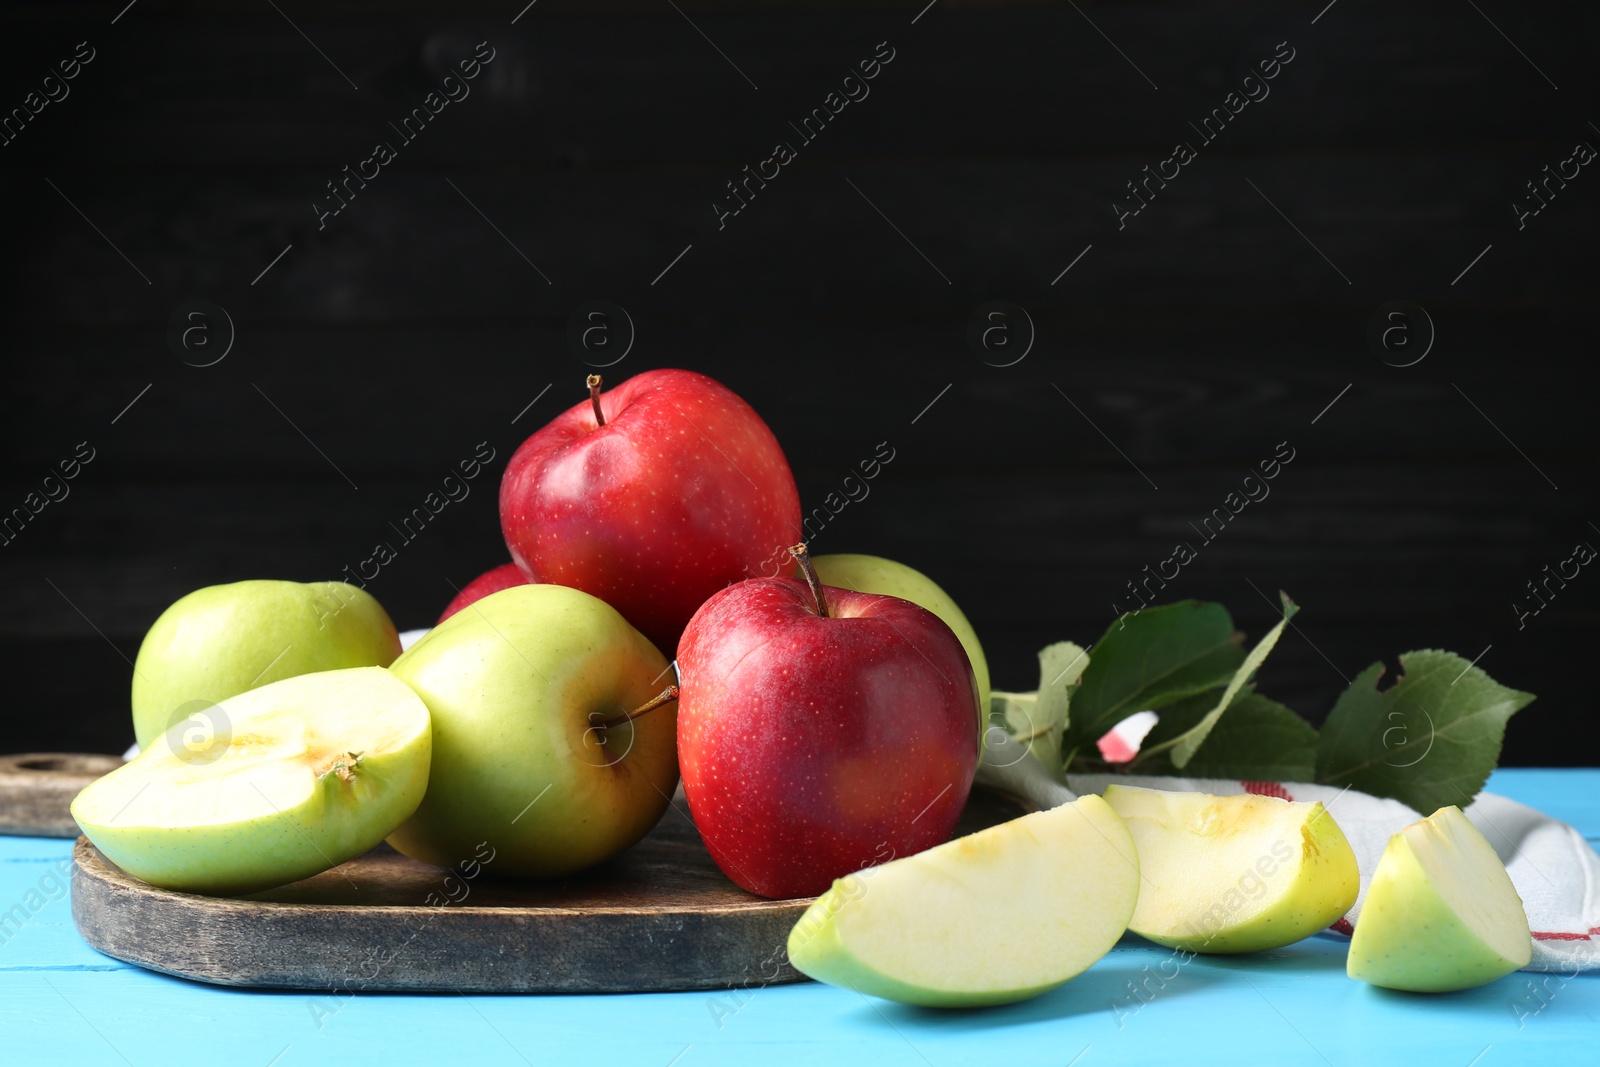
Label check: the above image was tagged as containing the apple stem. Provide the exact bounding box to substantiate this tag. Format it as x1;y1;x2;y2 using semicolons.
596;685;678;730
587;374;606;427
789;542;830;618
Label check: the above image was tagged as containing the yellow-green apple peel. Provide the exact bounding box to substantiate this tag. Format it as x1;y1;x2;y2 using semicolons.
131;580;402;748
1347;805;1531;992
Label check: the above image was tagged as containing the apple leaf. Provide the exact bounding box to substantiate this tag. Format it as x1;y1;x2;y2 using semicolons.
1314;650;1536;814
1132;691;1317;782
1028;642;1088;770
1135;593;1299;769
1064;601;1246;752
991;690;1035;731
991;691;1035;730
993;642;1088;773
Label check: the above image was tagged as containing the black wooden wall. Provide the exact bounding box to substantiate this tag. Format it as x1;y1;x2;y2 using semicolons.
2;1;1595;764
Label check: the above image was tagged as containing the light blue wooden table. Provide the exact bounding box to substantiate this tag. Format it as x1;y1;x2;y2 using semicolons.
4;769;1596;1067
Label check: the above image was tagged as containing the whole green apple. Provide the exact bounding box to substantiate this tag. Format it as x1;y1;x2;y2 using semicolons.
133;585;403;751
75;666;431;895
386;583;679;878
131;580;402;749
812;553;990;738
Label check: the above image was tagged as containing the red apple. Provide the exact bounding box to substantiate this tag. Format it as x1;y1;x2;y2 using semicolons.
676;545;980;899
499;370;801;655
437;563;530;624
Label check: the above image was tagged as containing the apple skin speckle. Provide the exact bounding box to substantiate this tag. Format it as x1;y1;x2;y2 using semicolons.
675;576;981;899
500;369;801;656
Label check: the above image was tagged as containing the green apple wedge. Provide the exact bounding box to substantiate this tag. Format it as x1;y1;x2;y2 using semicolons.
386;583;679;878
812;553;990;741
73;666;431;895
132;580;403;748
1102;784;1359;953
786;794;1139;1007
1348;805;1532;992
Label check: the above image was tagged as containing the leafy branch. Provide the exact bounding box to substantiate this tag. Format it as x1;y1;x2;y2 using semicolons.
992;597;1535;813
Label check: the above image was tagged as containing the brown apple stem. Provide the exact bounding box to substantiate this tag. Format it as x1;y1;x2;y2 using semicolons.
596;685;678;730
789;542;830;618
587;374;606;426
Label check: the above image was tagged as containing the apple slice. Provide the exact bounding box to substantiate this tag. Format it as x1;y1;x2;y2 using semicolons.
1347;805;1531;992
73;666;431;895
1102;784;1359;953
786;794;1139;1007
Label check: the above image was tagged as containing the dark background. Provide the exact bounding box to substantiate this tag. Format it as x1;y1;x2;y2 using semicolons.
1;1;1593;764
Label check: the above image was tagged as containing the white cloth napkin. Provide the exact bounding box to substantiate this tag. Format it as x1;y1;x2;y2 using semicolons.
977;727;1600;974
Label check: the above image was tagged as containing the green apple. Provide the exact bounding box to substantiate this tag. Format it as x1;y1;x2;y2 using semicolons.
132;580;402;748
786;794;1139;1006
1102;784;1359;953
1347;805;1531;992
386;583;678;878
812;553;990;737
73;666;431;895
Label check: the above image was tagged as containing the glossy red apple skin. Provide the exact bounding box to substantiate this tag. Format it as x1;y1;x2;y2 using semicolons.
499;369;801;655
677;578;980;899
437;563;530;624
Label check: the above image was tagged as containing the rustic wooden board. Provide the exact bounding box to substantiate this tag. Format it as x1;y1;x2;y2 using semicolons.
0;753;123;838
71;786;1029;993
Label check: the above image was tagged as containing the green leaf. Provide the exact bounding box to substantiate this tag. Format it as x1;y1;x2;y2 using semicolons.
1065;600;1245;750
1134;691;1317;782
1314;650;1536;813
993;642;1088;773
990;691;1035;730
1140;593;1300;769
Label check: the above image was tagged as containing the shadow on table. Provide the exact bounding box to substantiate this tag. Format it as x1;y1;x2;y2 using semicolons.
843;957;1205;1032
1362;968;1578;1018
1186;936;1350;979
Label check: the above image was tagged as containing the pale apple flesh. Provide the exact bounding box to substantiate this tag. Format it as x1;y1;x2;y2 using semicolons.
387;583;679;879
812;552;991;744
1102;784;1360;954
131;580;403;748
1347;805;1531;992
74;667;431;895
786;795;1140;1007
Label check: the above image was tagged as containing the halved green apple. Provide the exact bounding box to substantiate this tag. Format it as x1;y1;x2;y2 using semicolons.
1347;805;1531;992
786;794;1139;1007
73;666;430;895
1102;784;1359;953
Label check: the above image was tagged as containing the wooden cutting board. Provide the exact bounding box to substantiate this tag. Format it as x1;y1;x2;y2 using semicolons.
72;786;1029;994
0;753;124;837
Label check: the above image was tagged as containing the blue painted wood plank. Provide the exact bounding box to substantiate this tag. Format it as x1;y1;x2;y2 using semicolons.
3;769;1596;1067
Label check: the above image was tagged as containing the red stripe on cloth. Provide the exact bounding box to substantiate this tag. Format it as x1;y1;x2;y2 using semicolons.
1241;780;1292;800
1330;918;1354;936
1532;931;1592;941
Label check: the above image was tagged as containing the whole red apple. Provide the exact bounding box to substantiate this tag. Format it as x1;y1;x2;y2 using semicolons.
437;562;530;624
676;545;980;899
500;370;801;654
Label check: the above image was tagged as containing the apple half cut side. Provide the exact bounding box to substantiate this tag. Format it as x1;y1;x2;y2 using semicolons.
1101;784;1360;954
786;794;1139;1007
1347;805;1532;992
73;666;431;896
